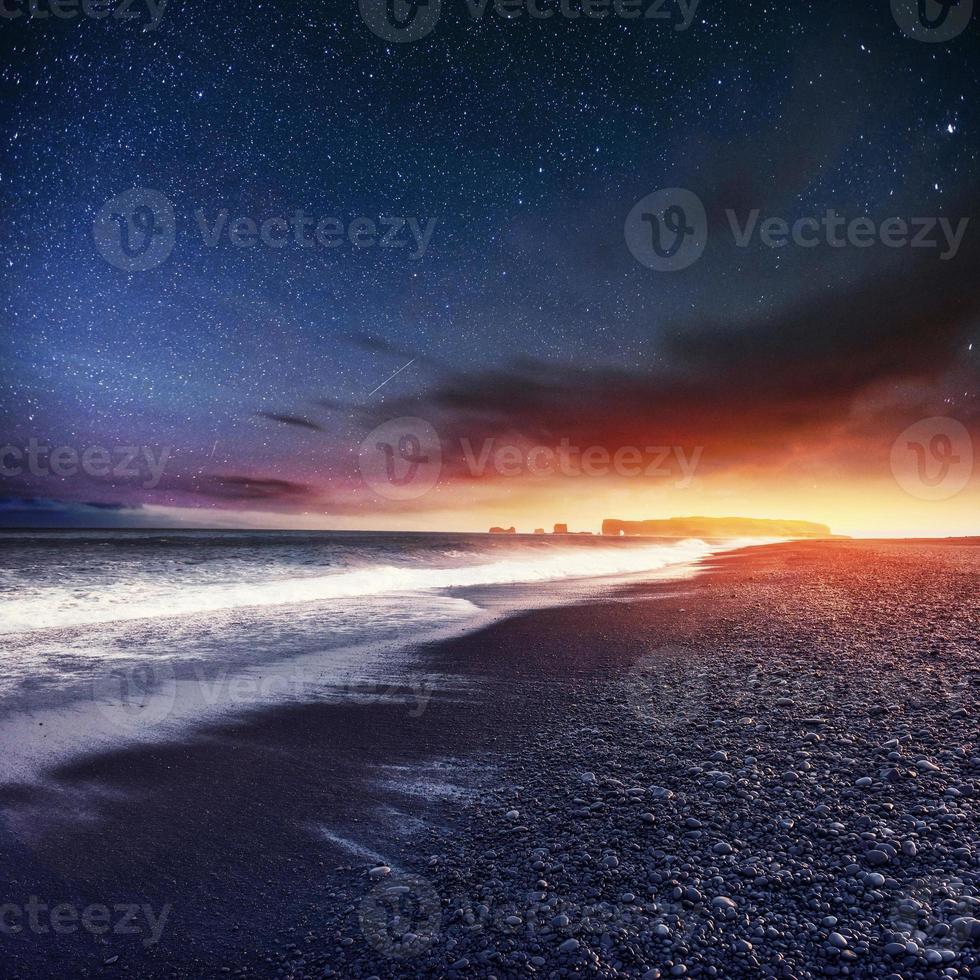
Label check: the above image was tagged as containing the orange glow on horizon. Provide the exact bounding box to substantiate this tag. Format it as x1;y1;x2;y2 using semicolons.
144;468;980;539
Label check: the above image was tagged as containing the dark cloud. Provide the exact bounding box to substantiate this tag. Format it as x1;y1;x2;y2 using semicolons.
256;412;325;432
346;333;404;356
0;497;153;528
346;332;447;374
664;211;980;400
174;474;315;503
359;209;980;481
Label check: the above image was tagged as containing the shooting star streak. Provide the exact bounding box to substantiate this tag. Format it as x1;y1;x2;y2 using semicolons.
368;358;416;396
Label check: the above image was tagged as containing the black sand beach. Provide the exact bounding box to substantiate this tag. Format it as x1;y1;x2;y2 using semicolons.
1;539;978;978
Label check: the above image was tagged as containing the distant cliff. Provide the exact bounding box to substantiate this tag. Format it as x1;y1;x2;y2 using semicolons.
602;516;833;538
489;526;517;534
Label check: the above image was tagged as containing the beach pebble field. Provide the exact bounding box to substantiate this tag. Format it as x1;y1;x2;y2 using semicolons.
268;542;978;979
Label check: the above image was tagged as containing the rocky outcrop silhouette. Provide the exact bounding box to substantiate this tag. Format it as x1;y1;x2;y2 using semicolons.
602;516;833;538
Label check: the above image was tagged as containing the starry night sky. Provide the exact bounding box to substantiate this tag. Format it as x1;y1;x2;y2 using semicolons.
1;0;978;532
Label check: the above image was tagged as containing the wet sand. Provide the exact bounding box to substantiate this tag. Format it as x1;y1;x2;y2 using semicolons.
0;539;977;978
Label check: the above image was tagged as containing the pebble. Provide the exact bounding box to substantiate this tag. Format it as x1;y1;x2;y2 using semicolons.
266;547;980;980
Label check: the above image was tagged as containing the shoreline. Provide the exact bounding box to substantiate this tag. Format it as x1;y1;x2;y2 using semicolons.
0;539;977;977
0;535;740;783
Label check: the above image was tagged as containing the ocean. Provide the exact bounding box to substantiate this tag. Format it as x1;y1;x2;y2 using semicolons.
0;530;753;778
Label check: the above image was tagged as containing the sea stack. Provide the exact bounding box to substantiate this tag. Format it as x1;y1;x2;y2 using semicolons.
601;516;834;538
